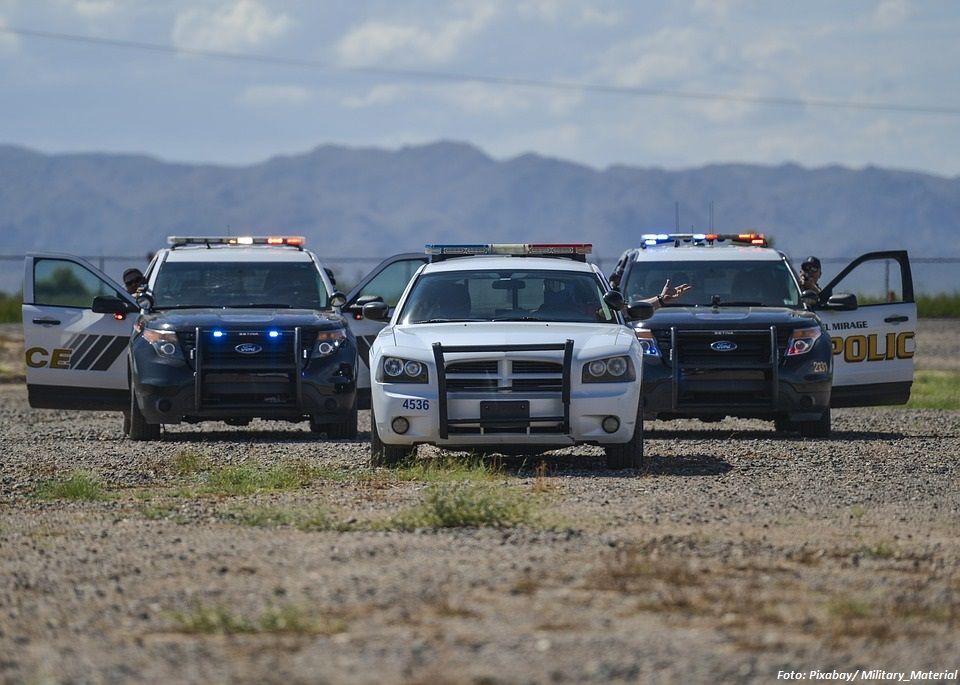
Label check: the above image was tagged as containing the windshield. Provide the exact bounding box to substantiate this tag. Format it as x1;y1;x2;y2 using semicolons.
623;259;801;307
151;261;328;309
398;269;617;324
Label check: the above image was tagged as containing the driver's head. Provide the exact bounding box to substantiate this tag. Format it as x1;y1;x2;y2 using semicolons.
544;278;564;293
122;268;145;294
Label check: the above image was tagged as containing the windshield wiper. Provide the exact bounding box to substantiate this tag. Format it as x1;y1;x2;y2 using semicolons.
491;316;548;322
714;301;763;307
411;318;485;324
228;303;294;309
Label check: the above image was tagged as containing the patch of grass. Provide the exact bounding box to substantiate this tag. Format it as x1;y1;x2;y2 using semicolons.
389;453;503;483
32;470;108;501
916;291;960;318
201;460;320;496
172;449;211;476
849;504;866;521
906;370;960;410
586;546;703;594
857;542;897;559
0;290;21;323
141;503;176;520
172;603;343;635
230;506;339;532
386;482;534;530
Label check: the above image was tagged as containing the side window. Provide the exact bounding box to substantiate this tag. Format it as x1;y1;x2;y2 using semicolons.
357;260;423;307
34;259;120;308
828;258;907;305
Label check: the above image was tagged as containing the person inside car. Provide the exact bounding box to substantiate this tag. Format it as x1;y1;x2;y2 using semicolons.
122;268;146;295
798;256;822;294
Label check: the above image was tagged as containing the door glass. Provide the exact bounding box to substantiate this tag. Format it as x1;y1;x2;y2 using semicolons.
356;260;423;307
34;259;120;308
830;258;905;305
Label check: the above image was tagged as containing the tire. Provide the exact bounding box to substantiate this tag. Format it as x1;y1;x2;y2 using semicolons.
369;405;414;467
798;408;831;438
127;389;161;441
312;399;359;440
773;416;795;433
604;411;646;470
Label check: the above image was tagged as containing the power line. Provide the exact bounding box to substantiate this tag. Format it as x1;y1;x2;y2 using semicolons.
4;25;960;118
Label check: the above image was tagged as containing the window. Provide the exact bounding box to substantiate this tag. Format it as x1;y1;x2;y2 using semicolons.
34;259;119;308
151;261;327;309
827;258;906;305
356;259;423;307
399;270;615;324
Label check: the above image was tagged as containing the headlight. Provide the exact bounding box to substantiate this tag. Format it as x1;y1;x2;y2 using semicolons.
315;328;347;357
582;356;636;383
635;329;661;357
786;327;822;356
380;357;428;383
141;327;180;357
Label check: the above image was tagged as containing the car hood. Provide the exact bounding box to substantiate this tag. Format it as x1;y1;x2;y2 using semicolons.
639;306;820;329
141;308;347;330
381;322;634;360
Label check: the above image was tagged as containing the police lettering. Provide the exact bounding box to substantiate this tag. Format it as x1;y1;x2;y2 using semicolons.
824;320;868;331
830;332;914;363
25;347;72;369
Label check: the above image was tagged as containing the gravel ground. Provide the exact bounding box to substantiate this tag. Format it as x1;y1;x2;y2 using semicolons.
1;319;958;683
1;384;959;684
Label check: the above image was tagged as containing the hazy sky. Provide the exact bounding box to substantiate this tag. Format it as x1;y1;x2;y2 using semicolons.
2;0;959;175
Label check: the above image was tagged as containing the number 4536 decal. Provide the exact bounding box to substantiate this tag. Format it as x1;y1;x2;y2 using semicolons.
401;398;430;411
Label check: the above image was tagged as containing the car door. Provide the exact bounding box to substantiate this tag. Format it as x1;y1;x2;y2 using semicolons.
344;254;427;403
817;250;915;407
22;254;138;410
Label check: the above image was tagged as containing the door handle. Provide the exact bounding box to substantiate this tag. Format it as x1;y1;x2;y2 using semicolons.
32;318;61;325
884;315;909;323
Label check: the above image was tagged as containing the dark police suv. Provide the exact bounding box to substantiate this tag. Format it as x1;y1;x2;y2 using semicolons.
22;236;358;440
609;233;916;437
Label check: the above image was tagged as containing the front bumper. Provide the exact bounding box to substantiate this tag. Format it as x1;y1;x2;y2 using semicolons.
131;335;357;424
372;384;641;448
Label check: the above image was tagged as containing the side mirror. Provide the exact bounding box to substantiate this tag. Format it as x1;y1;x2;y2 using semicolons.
825;293;858;311
354;294;384;308
329;291;347;308
92;295;136;315
362;301;391;322
626;301;655;321
602;290;625;311
136;292;154;312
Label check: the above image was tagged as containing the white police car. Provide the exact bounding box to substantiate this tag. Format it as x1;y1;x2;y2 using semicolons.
362;244;654;468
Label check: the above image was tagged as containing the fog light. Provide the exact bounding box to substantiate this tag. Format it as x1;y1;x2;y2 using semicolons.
156;399;172;413
602;416;620;433
391;417;410;434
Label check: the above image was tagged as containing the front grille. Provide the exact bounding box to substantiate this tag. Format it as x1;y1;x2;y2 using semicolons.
446;378;499;392
512;360;562;374
674;331;771;366
652;328;791;367
443;357;565;393
446;360;498;374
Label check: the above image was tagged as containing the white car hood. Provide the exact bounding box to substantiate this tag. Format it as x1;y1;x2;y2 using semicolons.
382;322;633;360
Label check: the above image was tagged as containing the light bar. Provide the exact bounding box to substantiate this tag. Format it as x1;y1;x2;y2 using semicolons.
167;236;306;247
425;243;592;257
639;232;768;248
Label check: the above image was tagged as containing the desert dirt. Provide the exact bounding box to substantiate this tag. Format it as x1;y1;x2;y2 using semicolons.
0;321;958;684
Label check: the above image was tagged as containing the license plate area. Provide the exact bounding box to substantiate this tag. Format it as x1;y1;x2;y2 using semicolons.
480;400;530;420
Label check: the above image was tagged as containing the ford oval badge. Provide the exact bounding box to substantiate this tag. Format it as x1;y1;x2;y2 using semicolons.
235;343;263;355
710;340;738;352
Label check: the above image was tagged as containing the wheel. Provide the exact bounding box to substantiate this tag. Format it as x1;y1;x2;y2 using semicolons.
127;389;161;441
604;411;646;470
773;416;795;433
312;399;359;440
369;405;414;467
798;408;831;438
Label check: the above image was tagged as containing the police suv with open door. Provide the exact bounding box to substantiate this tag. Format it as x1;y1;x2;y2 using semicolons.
609;233;915;436
22;236;360;440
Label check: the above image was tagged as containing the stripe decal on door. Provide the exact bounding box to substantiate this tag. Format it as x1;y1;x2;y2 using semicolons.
91;336;129;371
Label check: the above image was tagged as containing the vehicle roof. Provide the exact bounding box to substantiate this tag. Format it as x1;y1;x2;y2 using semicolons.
629;246;784;263
423;256;599;274
162;246;316;263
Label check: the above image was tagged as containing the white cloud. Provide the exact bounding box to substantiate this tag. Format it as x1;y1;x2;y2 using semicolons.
67;0;119;16
0;16;18;52
874;0;912;29
341;84;409;109
336;4;498;66
172;0;291;51
239;84;311;108
517;1;620;26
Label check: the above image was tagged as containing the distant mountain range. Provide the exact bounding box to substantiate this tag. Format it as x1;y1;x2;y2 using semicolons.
1;141;958;292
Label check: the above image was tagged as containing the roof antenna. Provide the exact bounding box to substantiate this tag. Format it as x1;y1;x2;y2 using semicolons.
674;201;680;232
709;201;714;233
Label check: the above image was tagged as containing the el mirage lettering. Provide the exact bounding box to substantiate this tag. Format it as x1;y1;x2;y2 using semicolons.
830;331;914;363
25;347;72;369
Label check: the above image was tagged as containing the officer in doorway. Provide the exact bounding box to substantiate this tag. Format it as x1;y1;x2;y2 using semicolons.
798;256;822;294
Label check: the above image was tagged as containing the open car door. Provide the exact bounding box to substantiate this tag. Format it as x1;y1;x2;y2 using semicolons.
817;250;915;407
22;254;138;410
344;254;427;406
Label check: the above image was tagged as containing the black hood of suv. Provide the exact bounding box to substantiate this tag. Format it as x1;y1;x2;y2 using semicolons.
139;308;347;331
638;306;821;330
